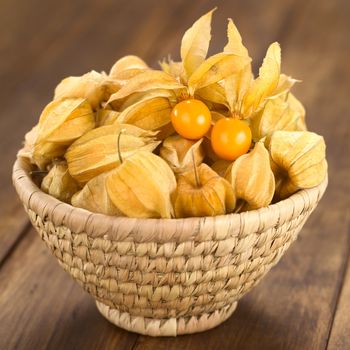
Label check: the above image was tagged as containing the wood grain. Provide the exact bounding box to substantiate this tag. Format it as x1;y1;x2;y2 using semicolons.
0;0;349;349
0;228;138;350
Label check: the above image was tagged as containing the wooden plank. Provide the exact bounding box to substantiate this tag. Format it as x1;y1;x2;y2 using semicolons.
328;242;350;350
0;228;138;350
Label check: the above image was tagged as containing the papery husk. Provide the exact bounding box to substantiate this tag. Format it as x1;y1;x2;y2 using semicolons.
180;9;214;79
188;52;251;94
172;163;235;217
159;59;185;83
288;93;307;130
109;55;148;80
66;124;159;183
41;162;80;203
269;74;299;99
242;42;281;116
17;125;38;162
96;109;120;126
250;92;306;141
223;19;253;114
33;142;68;170
107;70;185;104
211;159;231;177
195;83;228;107
117;95;173;131
106;151;176;218
117;88;176;112
54;71;107;110
71;171;122;216
225;142;275;211
265;130;327;199
35;98;95;145
159;135;204;173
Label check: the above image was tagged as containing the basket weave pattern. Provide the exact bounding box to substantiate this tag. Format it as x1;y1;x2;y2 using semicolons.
13;157;327;336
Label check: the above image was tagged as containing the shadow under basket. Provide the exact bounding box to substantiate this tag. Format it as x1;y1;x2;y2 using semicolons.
12;157;327;337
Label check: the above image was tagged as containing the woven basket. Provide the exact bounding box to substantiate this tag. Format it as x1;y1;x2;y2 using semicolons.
13;156;327;336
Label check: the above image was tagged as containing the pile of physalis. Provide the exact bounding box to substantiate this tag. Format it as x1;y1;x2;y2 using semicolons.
19;10;327;219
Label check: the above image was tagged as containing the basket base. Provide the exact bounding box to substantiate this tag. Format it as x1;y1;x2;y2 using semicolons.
96;301;238;337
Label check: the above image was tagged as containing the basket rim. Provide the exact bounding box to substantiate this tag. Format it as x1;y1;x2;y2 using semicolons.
12;156;328;243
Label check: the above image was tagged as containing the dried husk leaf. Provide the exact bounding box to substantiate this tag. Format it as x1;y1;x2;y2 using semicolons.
117;95;173;131
180;9;214;79
188;52;251;94
71;171;122;215
269;74;299;99
17;125;38;161
117;88;176;111
265;130;327;199
225;142;275;211
211;159;231;177
159;59;185;83
36;98;95;144
109;55;148;80
160;135;204;173
54;71;107;110
33;142;67;170
41;162;80;203
172;163;235;217
195;83;228;107
288;93;307;130
66;124;159;183
107;70;185;103
242;42;281;116
106;151;176;218
96;109;120;126
250;93;306;140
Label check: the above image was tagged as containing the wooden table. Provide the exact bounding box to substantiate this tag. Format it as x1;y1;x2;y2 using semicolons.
1;0;349;349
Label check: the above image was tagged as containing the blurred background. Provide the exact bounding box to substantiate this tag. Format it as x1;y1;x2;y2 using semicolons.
1;0;349;349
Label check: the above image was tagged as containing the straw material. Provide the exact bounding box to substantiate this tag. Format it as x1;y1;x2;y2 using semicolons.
12;157;327;336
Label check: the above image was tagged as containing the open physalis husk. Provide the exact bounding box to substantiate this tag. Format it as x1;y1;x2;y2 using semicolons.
195;83;228;108
225;142;275;211
33;98;95;169
106;151;176;218
242;42;281;116
180;9;214;79
250;92;306;141
172;163;235;217
159;135;204;173
65;124;159;183
71;171;121;216
265;130;327;199
41;162;80;203
109;55;148;80
54;71;108;110
223;19;253;114
187;52;251;95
